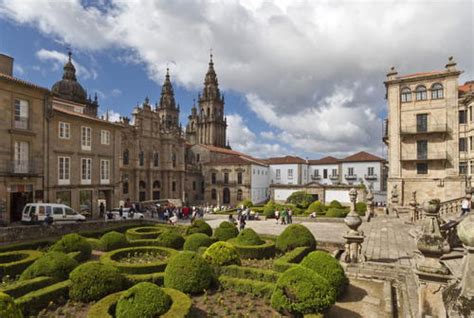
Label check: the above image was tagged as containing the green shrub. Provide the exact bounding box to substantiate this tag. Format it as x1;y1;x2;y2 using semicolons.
219;276;275;299
0;250;43;279
15;280;70;316
306;201;325;214
232;228;264;246
214;221;239;241
286;191;315;209
300;251;348;297
325;208;348;218
50;233;92;262
20;252;78;281
116;282;171;318
355;202;367;216
273;247;312;272
271;265;336;315
87;291;121;318
275;224;316;253
238;199;253;208
125;227;162;240
220;265;280;283
203;242;241;266
124;272;165;287
86;238;103;251
229;240;276;260
100;231;128;251
329;200;343;208
155;230;185;249
164;251;214;294
185;220;212;236
0;276;55;299
0;291;22;318
183;233;215;252
69;262;125;302
263;200;276;218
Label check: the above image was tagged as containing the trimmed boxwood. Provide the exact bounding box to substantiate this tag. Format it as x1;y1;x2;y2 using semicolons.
86;238;103;251
20;252;78;281
125;272;165;287
185;219;212;236
300;251;348;297
275;224;316;253
50;233;92;262
69;262;125;302
183;233;215;252
100;246;177;274
125;227;162;240
214;221;239;241
15;280;71;316
164;251;214;294
325;208;348;218
229;240;276;260
100;231;129;251
0;276;55;299
155;230;185;249
220;265;280;283
116;282;171;318
0;291;22;318
203;242;241;266
273;246;312;272
87;291;121;318
232;228;264;246
0;250;43;279
329;200;343;208
219;276;275;299
356;202;367;216
271;265;336;315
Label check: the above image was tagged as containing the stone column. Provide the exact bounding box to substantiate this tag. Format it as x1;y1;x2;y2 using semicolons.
342;188;365;263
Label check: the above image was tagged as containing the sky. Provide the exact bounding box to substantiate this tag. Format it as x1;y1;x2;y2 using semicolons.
0;0;472;160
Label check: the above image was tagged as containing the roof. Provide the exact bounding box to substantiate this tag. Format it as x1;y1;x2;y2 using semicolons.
196;144;246;157
53;104;122;127
398;71;446;80
459;81;474;94
341;151;385;162
206;155;268;167
264;155;306;165
308;156;339;165
0;72;50;92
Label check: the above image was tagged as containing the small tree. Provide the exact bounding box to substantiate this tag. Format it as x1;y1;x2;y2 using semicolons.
286;191;315;209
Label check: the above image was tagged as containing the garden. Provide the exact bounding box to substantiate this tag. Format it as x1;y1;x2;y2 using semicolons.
0;219;351;317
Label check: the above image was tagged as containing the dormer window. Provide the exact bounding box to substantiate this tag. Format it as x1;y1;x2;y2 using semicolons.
416;85;427;101
431;83;444;99
400;87;412;103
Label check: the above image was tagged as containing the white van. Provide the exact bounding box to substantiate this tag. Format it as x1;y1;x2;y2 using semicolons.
21;203;86;224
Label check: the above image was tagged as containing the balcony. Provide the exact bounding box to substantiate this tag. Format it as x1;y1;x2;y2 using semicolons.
311;175;321;180
400;124;448;136
401;152;448;162
364;174;378;180
344;174;358;180
13;118;29;130
5;160;39;175
329;174;339;180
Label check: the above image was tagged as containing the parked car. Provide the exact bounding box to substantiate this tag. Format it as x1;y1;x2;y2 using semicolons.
106;208;144;220
21;203;86;224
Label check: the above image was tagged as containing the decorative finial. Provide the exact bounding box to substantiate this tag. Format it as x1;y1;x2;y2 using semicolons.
94;92;98;103
68;50;72;62
166;67;169;76
210;48;213;62
449;56;453;62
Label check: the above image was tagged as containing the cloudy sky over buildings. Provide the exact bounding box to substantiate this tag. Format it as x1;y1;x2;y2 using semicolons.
0;0;472;159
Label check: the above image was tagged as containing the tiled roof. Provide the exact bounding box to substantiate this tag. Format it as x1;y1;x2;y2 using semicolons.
264;155;306;164
398;70;446;80
0;73;50;92
206;155;268;167
308;156;339;165
197;144;246;157
459;81;474;94
341;151;385;162
53;105;122;126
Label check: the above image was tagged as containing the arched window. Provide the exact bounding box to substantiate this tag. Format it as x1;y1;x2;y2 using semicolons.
153;152;159;167
153;180;161;189
123;149;129;165
211;173;216;184
139;151;144;166
122;182;129;194
211;189;217;200
237;189;243;201
139;181;146;189
400;87;412;103
416;85;427;101
431;83;443;99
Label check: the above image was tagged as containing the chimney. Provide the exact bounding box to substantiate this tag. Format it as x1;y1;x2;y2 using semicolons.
0;54;14;76
386;66;398;81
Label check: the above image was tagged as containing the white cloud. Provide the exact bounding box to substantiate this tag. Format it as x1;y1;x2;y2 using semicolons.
99;109;122;123
36;49;98;79
110;88;122;97
13;63;24;76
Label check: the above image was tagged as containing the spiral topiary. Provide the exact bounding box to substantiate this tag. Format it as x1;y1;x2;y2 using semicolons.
0;292;23;318
49;233;92;262
156;230;185;249
69;262;125;302
183;233;215;252
100;231;128;251
115;282;172;318
275;224;316;252
20;251;78;281
232;228;264;246
214;221;239;241
271;265;336;315
164;251;214;294
203;241;241;266
185;220;212;236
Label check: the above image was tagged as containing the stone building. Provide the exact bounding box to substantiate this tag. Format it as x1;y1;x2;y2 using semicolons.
384;57;474;206
0;54;50;224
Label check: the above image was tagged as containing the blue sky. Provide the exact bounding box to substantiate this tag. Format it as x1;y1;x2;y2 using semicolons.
0;0;472;159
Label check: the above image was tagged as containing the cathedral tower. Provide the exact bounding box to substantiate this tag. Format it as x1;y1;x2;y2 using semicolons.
156;68;180;132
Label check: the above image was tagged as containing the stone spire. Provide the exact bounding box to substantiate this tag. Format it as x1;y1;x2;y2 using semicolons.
201;53;221;102
159;68;176;109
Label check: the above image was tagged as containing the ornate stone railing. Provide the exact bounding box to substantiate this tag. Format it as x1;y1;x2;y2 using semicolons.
439;197;463;218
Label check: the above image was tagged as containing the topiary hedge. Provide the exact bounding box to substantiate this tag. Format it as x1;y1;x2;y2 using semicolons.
155;230;185;249
220;265;280;283
100;231;129;251
125;227;162;240
100;246;177;274
185;220;213;236
203;242;241;266
116;282;171;318
183;233;215;252
69;262;125;302
0;291;23;318
325;208;348;218
238;199;253;208
86;238;103;251
0;276;55;299
355;202;367;216
164;251;214;294
329;200;343;208
229;240;276;260
300;251;348;297
219;276;275;299
286;191;315;209
275;224;316;253
214;221;239;241
232;228;264;246
20;252;78;281
124;272;165;287
50;233;92;262
306;201;326;215
271;265;336;315
0;250;43;279
273;246;312;272
15;280;71;316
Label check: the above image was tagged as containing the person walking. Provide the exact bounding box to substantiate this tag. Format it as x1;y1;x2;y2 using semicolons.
275;209;280;224
281;209;288;225
288;208;293;224
239;216;246;231
461;194;471;217
99;202;105;219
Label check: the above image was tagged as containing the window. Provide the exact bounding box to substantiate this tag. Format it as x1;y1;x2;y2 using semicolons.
323;169;328;179
237;172;243;184
471;161;474;174
416;85;427;101
211;189;217;200
211;173;216;184
123;150;129;165
459;110;467;124
100;159;110;184
56;191;71;207
139;151;144;166
237;189;243;201
81;158;91;184
400;87;412;102
59;122;70;139
58;156;70;185
192;181;196;191
123;182;129;194
288;169;293;179
224;172;229;184
172;181;176;192
417;140;428;159
460;162;468;175
470;106;473;122
460;138;467;152
276;169;281;179
332;169;337;176
101;130;110;145
53;207;63;216
13;141;29;173
368;167;374;176
14;99;29;129
314;169;319;177
417;163;428;174
153;152;159;167
416;114;428;132
81;126;91;151
348;167;354;176
196;154;200;162
431;83;443;99
153;181;160;188
172;153;176;168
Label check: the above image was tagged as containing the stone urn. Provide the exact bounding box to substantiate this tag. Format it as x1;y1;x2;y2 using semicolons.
344;188;362;234
458;214;474;247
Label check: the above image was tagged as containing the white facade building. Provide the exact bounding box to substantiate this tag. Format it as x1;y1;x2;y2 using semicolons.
266;156;308;185
250;164;270;204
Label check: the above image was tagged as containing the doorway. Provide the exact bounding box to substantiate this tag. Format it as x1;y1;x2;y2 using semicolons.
223;188;230;204
10;191;32;222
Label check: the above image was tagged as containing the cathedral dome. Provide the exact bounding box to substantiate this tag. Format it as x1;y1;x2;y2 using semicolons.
51;52;87;103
